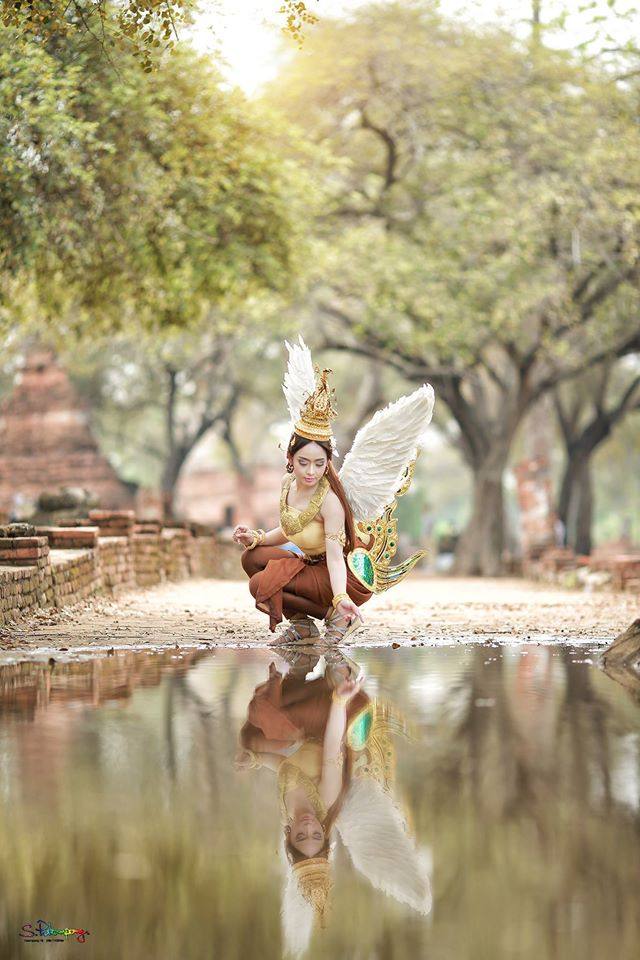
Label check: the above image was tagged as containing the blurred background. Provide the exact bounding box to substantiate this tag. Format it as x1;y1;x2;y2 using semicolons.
1;0;639;579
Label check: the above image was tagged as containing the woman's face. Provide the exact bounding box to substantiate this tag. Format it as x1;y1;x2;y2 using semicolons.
290;442;328;488
289;812;325;857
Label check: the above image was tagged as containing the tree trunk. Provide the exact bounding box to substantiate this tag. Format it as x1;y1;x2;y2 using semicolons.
558;448;593;555
454;441;510;576
161;448;188;522
569;461;592;556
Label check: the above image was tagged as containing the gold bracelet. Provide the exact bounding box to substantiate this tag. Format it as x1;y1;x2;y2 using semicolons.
332;690;350;704
247;529;266;550
241;749;262;769
331;592;349;610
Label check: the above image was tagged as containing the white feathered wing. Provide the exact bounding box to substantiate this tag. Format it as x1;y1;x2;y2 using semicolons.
336;777;432;914
281;869;315;958
282;335;316;428
338;384;435;522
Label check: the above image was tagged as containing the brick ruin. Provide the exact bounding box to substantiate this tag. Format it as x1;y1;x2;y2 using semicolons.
514;456;640;591
0;511;242;629
0;348;134;517
513;456;556;558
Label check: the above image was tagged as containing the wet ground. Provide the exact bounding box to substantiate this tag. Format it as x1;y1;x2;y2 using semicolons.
0;576;637;653
1;641;639;960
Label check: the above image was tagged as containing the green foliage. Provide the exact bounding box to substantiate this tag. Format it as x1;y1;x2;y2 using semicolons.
0;0;320;71
0;23;314;335
0;0;194;71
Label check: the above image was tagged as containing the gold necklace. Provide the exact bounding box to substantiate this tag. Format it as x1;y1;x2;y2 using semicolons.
280;475;330;536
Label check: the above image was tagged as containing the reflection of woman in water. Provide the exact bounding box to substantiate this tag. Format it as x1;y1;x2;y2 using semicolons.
236;654;368;915
236;650;432;956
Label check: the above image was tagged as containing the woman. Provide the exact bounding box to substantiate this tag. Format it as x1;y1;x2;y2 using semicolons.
233;336;436;644
234;423;372;643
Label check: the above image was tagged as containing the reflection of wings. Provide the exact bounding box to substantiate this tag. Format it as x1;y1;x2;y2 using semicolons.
281;870;314;958
282;335;316;427
336;777;432;914
338;384;435;522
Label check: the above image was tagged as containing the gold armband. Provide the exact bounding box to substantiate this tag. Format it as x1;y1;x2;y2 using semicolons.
325;529;347;547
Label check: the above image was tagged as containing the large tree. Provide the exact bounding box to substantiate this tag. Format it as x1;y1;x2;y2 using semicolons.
37;300;292;518
264;1;640;574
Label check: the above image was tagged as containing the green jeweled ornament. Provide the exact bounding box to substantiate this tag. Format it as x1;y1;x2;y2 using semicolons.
348;548;375;588
347;706;373;750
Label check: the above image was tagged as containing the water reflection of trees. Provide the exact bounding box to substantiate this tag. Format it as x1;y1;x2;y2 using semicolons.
395;645;640;960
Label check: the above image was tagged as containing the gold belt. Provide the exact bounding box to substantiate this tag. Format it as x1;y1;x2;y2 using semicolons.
303;553;326;564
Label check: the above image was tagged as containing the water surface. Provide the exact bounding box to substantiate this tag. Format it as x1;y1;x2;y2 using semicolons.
1;643;639;960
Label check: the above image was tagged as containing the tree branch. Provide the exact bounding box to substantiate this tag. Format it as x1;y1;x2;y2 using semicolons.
317;301;458;384
360;105;398;192
530;330;640;404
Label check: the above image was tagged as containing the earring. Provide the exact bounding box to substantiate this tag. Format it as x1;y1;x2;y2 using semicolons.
286;462;294;473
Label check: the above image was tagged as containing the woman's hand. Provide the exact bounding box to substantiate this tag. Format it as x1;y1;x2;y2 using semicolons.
333;675;365;704
336;598;364;625
232;524;255;547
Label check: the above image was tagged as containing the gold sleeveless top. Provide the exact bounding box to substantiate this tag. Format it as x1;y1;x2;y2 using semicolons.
280;475;330;557
278;740;327;824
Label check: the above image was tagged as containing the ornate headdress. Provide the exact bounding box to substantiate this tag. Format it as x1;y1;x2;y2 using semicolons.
282;855;333;957
294;367;338;444
292;857;332;928
282;337;339;454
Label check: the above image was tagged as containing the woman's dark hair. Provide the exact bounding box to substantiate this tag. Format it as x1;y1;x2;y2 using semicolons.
287;433;357;553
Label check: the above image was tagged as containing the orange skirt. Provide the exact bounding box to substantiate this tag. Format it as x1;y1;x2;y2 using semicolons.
251;549;373;632
240;666;370;747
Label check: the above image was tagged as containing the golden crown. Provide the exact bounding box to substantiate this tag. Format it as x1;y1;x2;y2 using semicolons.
294;366;337;444
293;857;332;928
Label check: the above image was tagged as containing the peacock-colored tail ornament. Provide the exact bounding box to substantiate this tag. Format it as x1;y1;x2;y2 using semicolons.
347;460;426;594
347;698;415;791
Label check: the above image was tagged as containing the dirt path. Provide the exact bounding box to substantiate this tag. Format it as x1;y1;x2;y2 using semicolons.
0;576;635;655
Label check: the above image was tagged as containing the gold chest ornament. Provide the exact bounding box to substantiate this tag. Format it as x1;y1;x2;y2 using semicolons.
280;475;330;537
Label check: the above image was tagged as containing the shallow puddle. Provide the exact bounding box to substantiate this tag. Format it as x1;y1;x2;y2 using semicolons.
1;643;639;959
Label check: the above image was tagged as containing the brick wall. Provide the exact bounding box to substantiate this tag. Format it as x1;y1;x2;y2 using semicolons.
0;515;232;628
524;544;640;592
